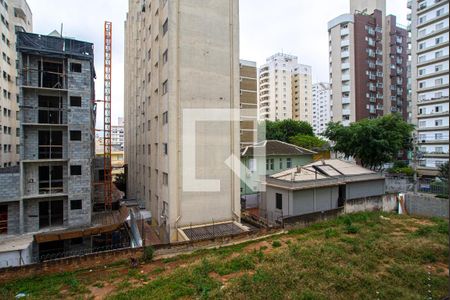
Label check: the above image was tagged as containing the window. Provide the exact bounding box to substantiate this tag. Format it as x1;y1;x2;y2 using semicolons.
39;166;63;194
162;172;168;185
419;121;427;128
0;205;7;234
286;158;292;168
162;19;168;35
435;133;443;140
279;159;283;169
70;63;82;73
163;143;168;155
162;80;168;95
70;96;82;107
71;237;83;245
163;49;168;64
39;200;63;229
276;193;283;210
70;165;82;175
162;111;168;124
435;78;443;85
266;158;274;170
70;130;82;141
38;131;63;159
38;95;63;124
435;119;443;126
70;200;82;210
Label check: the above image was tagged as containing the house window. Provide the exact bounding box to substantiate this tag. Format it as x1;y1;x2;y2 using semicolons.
70;200;82;210
162;19;168;35
70;130;82;141
435;119;443;126
162;111;168;124
279;158;283;169
70;96;82;107
39;200;63;229
70;63;82;73
266;158;274;170
286;158;292;168
163;143;168;155
70;165;82;175
276;193;283;210
162;172;168;185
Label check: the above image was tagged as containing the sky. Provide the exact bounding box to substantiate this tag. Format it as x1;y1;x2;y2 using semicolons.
26;0;408;127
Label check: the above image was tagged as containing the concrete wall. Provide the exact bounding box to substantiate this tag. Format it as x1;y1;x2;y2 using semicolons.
263;185;339;223
346;179;385;200
345;193;397;214
0;171;20;201
405;193;449;218
0;244;32;268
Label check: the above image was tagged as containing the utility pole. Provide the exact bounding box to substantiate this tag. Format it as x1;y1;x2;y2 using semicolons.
411;133;419;194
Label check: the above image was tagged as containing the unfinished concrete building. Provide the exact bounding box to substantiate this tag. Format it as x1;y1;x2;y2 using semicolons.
16;32;95;235
125;0;243;242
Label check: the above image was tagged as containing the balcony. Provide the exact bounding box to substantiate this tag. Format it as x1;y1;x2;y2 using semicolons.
341;39;350;47
407;0;412;9
342;97;350;104
341;51;350;58
341;74;350;81
341;63;350;70
340;27;349;36
342;109;351;116
342;85;350;93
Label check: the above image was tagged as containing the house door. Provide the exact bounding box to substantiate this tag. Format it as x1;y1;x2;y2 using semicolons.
0;205;7;234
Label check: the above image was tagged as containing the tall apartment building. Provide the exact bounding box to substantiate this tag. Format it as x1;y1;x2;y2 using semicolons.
312;82;331;135
408;0;449;176
0;0;32;168
125;0;241;242
16;32;95;234
258;53;312;123
328;0;408;126
112;124;124;151
239;60;257;147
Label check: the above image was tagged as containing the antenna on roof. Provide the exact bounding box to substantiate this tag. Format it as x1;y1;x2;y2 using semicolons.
60;23;63;37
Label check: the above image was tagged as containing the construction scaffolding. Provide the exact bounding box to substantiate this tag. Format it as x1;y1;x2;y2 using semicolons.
103;21;113;210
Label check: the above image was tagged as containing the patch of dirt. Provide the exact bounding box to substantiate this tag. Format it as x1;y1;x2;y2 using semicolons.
243;240;272;254
209;271;254;288
89;282;116;300
427;262;449;276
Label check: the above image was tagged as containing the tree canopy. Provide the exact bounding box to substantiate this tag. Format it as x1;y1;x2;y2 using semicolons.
289;134;328;151
323;114;414;170
439;161;449;180
261;119;314;143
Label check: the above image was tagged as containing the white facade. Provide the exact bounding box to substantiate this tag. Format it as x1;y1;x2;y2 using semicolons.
0;0;32;167
409;0;449;175
125;0;241;242
111;125;124;151
312;82;331;135
258;53;312;123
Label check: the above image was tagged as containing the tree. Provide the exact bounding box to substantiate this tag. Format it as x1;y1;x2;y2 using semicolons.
323;114;414;170
114;172;127;193
439;161;449;180
289;134;328;151
262;119;314;142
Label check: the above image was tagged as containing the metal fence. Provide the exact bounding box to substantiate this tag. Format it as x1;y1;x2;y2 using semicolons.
385;175;448;196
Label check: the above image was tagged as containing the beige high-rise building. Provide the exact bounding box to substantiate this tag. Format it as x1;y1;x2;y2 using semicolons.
0;0;32;168
292;64;313;124
125;0;241;242
258;53;312;123
408;0;449;176
239;60;257;147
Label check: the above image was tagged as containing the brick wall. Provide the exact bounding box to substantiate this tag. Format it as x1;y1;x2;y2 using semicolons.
0;228;273;282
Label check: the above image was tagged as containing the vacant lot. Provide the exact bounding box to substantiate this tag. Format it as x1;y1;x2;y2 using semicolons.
1;212;448;299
